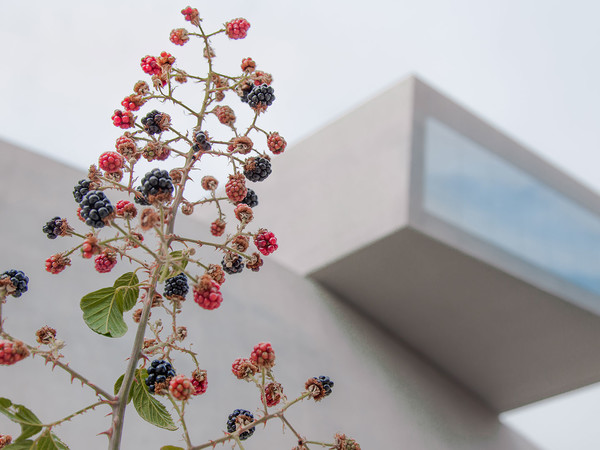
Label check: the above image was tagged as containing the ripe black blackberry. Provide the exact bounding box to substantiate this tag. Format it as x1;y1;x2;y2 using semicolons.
42;217;65;239
164;273;189;301
134;186;150;206
192;131;212;151
243;157;272;182
79;191;114;228
238;188;258;208
226;409;255;440
145;359;176;394
73;179;91;203
238;82;253;104
141;110;164;135
316;376;334;397
0;270;29;298
140;168;174;202
222;254;244;275
247;84;275;108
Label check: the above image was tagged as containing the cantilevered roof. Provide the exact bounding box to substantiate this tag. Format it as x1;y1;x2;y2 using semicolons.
260;76;600;412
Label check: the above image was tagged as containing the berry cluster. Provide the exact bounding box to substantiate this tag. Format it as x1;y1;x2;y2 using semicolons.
225;174;247;203
305;376;334;401
250;342;276;369
0;340;29;365
0;270;29;298
43;217;68;239
170;28;189;46
164;273;189;301
45;254;71;274
79;191;115;228
226;409;255;440
181;6;200;25
73;179;92;203
146;359;176;394
222;253;244;275
94;251;117;274
225;18;251;40
267;132;287;154
141;110;170;135
244;156;272;182
169;374;194;400
254;229;278;255
98;151;124;173
247;84;275;109
141;55;161;76
238;188;258;208
140;168;174;202
111;110;134;129
193;275;223;310
193;131;212;152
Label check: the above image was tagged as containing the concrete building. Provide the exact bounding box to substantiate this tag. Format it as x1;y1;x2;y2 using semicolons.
2;76;598;448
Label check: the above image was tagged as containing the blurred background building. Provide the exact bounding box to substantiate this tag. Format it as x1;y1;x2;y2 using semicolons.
3;76;600;449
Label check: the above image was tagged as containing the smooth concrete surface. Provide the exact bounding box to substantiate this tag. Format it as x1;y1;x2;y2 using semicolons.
0;141;537;449
310;227;600;412
258;76;415;276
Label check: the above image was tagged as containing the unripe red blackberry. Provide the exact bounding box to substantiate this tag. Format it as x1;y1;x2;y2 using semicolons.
164;273;189;301
73;179;92;203
115;200;137;219
141;110;170;135
98;151;124;173
121;94;146;111
191;369;208;395
254;229;278;255
305;376;334;401
0;270;29;298
94;251;117;274
45;254;71;274
0;435;12;448
112;110;134;129
170;28;190;46
169;375;194;400
243;156;272;182
79;191;115;228
0;340;29;365
43;217;70;239
81;236;101;259
158;51;175;67
210;219;226;237
213;105;235;126
241;57;256;72
262;382;283;407
181;6;200;26
231;357;258;380
250;342;275;369
225;18;251;40
141;55;161;76
238;188;258;208
247;84;275;109
146;359;176;394
193;275;223;310
267;132;287;154
140;168;174;203
225;174;247;203
250;70;273;86
115;135;140;161
222;253;244;275
226;409;255;440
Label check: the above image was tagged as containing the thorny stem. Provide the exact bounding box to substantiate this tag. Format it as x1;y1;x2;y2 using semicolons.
167;394;192;448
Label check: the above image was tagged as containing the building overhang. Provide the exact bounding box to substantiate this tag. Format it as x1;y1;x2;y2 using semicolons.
260;76;600;412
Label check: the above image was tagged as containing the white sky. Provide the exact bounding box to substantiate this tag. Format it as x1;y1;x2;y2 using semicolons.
1;1;600;448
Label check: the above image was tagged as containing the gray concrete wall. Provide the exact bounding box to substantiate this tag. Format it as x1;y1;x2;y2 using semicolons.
0;140;536;449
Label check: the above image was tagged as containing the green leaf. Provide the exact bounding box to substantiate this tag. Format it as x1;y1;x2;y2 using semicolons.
36;432;69;450
5;440;36;449
159;251;189;282
80;287;127;338
161;446;185;450
132;369;177;431
113;272;139;312
113;374;133;404
0;398;43;442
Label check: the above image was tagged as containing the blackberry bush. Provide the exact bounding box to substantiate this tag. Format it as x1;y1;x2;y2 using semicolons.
0;7;358;450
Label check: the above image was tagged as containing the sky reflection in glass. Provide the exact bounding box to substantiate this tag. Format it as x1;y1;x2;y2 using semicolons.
423;118;600;296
